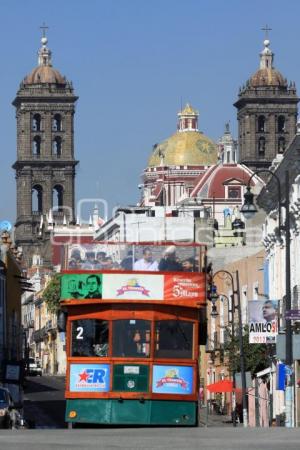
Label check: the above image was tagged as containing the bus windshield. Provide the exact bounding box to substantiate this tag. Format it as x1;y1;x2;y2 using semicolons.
112;319;151;358
71;319;109;357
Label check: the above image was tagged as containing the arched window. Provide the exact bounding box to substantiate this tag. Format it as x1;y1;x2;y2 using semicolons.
32;136;41;157
258;137;265;156
278;116;285;133
258;116;266;132
278;137;285;153
52;137;62;157
32;185;43;212
52;185;63;210
32;114;41;131
52;114;62;131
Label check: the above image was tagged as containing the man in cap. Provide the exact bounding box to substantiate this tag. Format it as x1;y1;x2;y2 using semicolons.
158;245;182;272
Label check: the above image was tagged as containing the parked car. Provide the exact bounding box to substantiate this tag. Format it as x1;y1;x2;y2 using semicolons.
0;387;14;429
27;358;42;376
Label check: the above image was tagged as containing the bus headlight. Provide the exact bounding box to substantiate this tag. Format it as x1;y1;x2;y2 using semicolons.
69;410;77;418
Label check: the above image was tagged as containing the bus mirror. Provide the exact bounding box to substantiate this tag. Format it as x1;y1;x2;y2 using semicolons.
57;311;67;332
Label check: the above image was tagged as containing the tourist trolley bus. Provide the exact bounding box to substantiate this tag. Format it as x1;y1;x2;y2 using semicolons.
60;242;207;427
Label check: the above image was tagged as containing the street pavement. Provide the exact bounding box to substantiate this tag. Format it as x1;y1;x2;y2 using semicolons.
14;375;300;450
23;375;66;428
0;428;300;450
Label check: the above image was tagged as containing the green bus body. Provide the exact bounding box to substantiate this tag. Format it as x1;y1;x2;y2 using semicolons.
66;399;197;426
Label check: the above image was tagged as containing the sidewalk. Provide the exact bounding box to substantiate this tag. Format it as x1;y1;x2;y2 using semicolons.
198;407;238;427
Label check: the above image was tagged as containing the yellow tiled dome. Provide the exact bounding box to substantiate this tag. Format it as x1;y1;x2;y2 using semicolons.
148;130;218;167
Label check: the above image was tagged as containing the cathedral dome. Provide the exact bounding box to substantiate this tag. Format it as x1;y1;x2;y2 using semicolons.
148;104;218;167
250;68;286;88
148;131;218;166
24;65;66;85
249;39;286;88
23;35;66;86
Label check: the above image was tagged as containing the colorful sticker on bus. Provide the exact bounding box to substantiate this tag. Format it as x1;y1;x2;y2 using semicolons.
102;274;164;300
152;365;193;395
69;364;110;392
61;274;103;299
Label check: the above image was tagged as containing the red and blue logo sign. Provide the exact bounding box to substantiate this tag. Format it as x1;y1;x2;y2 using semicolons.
152;365;193;395
117;278;150;297
70;364;110;392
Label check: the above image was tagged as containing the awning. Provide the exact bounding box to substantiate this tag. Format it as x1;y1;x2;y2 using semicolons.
207;380;237;393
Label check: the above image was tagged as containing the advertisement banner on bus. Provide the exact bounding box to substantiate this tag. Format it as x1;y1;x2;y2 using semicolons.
152;365;193;395
69;364;110;392
102;273;164;300
61;274;103;299
164;274;205;300
61;272;205;303
248;300;279;344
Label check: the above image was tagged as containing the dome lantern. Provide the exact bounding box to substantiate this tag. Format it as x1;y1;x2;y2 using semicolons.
23;25;67;86
177;103;199;132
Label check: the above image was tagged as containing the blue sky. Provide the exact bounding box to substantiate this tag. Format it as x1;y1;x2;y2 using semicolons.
0;0;299;223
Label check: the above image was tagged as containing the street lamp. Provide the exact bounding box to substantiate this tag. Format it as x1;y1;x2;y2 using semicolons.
211;270;248;427
241;169;293;427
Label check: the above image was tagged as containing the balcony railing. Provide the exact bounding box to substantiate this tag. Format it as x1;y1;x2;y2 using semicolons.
33;327;48;343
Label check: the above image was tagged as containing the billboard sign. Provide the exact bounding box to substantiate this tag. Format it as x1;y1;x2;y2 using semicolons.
248;300;278;344
69;363;110;392
152;365;193;395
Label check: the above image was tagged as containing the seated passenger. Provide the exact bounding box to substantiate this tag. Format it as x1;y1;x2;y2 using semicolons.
101;256;116;270
182;257;196;272
121;250;135;270
158;246;182;272
94;251;106;269
133;248;158;271
82;252;97;270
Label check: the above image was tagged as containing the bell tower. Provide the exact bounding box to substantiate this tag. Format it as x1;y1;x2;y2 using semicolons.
12;31;78;266
234;36;298;172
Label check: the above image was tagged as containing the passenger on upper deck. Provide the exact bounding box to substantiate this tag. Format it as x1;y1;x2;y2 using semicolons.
133;248;159;271
82;252;97;270
182;258;196;272
158;246;182;272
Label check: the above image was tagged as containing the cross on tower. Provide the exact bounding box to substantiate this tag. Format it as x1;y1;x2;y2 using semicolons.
40;22;49;38
261;24;272;40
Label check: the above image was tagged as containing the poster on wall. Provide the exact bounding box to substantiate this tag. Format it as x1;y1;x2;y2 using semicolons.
152;365;193;395
69;364;110;392
248;300;278;344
